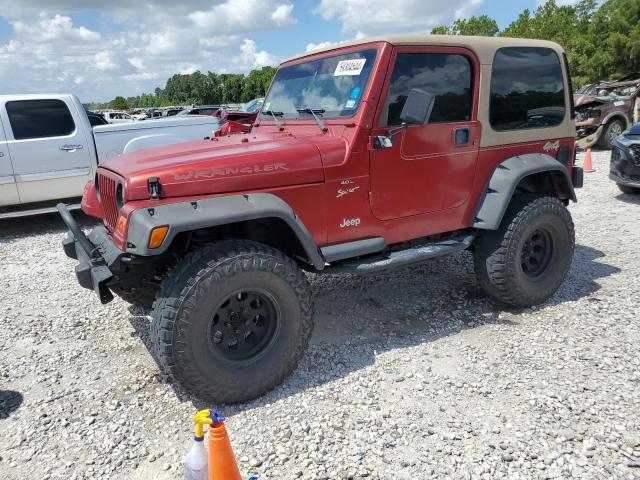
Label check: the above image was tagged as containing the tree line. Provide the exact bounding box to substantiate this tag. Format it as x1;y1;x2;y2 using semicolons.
432;0;639;87
87;66;276;110
89;0;638;110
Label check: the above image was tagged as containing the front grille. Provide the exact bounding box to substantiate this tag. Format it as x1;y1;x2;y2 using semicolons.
97;172;120;232
630;145;640;166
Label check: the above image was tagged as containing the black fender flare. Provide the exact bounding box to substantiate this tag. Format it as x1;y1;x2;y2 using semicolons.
472;153;576;231
125;193;325;269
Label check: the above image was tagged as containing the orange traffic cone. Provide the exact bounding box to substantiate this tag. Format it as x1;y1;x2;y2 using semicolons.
208;421;241;480
583;147;595;173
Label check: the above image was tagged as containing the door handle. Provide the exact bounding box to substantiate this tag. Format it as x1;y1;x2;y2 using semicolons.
60;144;83;151
0;152;4;157
454;128;470;145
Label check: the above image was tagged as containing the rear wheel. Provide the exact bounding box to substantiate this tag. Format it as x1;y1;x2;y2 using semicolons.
473;195;575;307
618;183;640;195
598;119;624;150
151;240;313;403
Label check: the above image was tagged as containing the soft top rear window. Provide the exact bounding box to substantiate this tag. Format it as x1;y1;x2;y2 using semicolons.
490;47;566;132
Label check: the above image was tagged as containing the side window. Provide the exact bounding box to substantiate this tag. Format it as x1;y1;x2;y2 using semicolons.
490;47;566;131
6;99;75;140
383;53;473;126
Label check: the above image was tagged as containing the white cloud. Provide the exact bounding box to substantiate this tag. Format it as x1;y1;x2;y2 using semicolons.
314;0;485;33
189;0;294;30
537;0;579;5
0;1;292;102
94;51;119;71
306;31;367;52
13;14;101;43
238;39;278;69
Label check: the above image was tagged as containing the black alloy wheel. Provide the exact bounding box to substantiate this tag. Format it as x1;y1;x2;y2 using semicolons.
520;228;553;278
208;289;280;363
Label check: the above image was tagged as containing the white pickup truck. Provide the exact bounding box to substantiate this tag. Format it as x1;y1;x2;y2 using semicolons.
0;94;219;218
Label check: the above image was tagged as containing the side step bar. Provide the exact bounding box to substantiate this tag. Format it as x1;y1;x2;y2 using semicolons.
323;234;475;275
0;202;81;219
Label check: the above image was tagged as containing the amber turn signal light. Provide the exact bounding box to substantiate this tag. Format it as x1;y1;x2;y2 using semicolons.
148;225;169;249
116;215;128;235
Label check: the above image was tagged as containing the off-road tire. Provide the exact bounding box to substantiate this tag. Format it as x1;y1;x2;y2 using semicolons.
151;240;313;403
473;195;575;308
598;118;624;150
617;183;640;195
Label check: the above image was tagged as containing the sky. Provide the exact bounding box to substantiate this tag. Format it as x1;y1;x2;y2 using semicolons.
0;0;584;103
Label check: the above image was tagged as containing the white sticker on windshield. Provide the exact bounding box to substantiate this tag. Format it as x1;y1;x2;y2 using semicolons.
345;100;357;109
263;102;271;111
334;59;366;76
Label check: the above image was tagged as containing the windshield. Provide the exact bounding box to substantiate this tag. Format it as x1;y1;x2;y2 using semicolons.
261;48;377;120
243;98;264;113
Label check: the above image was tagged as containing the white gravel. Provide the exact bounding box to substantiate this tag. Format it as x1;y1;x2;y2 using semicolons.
1;149;639;480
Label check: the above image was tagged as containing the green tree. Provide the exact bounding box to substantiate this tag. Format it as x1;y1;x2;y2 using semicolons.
219;73;245;103
241;66;276;102
432;15;499;36
110;96;129;110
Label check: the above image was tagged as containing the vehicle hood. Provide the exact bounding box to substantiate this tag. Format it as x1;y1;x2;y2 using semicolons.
102;132;340;200
574;94;602;107
574;94;630;108
93;115;219;133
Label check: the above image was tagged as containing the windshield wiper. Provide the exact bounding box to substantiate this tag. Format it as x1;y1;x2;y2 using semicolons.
261;110;283;129
296;107;327;132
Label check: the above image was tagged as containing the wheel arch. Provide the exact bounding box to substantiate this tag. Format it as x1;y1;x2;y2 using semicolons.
472;153;576;231
602;112;629;130
125;193;325;269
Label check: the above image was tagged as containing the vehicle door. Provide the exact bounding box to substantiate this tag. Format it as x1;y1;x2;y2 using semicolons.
369;47;480;220
0;115;19;207
1;98;93;204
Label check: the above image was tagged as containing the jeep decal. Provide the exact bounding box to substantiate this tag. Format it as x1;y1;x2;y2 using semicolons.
339;217;361;228
173;162;288;181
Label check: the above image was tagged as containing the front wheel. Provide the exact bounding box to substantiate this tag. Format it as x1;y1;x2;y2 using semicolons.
151;240;313;403
473;195;575;307
598;119;624;150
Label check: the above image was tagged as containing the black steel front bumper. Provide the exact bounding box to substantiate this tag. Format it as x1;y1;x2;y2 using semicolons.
58;203;118;304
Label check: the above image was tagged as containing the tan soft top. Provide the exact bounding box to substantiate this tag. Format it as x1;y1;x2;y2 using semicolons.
284;34;565;65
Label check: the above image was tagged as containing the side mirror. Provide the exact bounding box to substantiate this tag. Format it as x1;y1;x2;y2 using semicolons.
371;89;436;150
399;88;435;125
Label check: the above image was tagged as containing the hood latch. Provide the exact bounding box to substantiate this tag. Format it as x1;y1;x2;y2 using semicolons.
148;176;161;199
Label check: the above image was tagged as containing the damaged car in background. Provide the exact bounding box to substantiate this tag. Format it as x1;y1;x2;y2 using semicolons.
575;74;640;149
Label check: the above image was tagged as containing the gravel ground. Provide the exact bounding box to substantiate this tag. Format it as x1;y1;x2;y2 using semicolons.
1;149;639;480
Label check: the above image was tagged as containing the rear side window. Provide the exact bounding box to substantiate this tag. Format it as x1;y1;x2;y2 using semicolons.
490;47;565;131
6;99;76;140
384;53;473;126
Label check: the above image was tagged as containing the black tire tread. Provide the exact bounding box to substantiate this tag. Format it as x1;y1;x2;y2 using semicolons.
151;239;313;403
473;195;575;307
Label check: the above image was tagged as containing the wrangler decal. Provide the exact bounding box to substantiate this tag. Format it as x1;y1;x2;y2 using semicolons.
173;162;288;181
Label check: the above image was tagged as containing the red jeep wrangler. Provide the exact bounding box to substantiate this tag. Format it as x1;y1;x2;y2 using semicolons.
59;35;582;403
